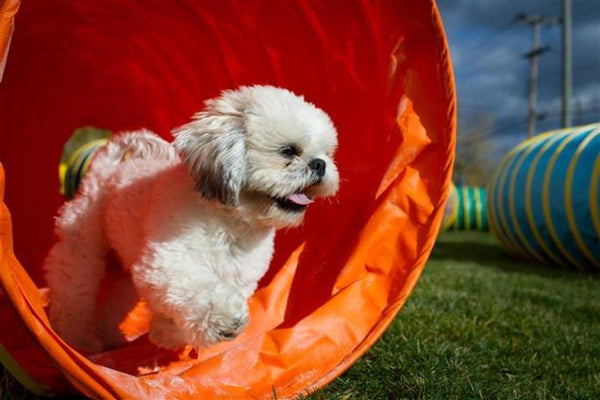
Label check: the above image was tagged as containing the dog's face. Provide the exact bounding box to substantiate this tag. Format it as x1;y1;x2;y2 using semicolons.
173;85;339;228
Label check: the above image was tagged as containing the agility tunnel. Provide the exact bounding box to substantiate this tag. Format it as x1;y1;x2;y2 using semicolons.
0;1;455;398
487;124;600;271
441;184;488;232
441;183;459;231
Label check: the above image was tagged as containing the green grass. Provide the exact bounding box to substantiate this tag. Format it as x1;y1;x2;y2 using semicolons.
2;232;599;399
310;232;600;399
0;366;38;400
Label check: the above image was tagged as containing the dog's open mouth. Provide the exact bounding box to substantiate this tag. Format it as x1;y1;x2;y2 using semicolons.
272;192;314;212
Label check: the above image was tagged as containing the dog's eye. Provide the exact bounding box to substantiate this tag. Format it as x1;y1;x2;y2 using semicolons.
280;145;300;158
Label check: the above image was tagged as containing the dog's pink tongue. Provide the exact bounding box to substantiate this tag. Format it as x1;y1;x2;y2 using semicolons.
286;193;314;205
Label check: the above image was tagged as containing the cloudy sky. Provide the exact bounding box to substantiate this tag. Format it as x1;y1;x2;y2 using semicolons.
437;0;600;158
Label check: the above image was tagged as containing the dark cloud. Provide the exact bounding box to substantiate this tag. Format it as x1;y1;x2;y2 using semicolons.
437;0;600;160
439;0;599;29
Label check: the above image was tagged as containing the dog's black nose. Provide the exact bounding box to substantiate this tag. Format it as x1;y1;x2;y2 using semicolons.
308;158;326;177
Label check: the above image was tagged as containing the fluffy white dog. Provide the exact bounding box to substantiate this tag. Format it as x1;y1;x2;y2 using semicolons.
44;85;339;353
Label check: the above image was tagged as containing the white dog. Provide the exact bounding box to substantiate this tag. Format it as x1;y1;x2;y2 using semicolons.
44;85;339;353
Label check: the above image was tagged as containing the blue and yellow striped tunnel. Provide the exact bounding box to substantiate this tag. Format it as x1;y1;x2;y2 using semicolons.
487;123;600;271
441;184;488;232
454;185;488;231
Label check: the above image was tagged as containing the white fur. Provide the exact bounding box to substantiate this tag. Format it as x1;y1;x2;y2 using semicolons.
44;85;339;352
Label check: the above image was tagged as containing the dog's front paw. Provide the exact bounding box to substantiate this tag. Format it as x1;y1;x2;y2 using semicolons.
149;314;188;350
184;284;250;347
203;285;249;345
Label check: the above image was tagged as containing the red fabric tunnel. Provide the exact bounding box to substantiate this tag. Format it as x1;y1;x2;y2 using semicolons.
0;0;455;398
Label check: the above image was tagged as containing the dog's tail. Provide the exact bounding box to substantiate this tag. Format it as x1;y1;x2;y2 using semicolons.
102;130;176;165
60;128;177;199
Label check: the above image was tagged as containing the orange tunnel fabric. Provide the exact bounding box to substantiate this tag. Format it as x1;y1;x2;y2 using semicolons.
0;0;455;398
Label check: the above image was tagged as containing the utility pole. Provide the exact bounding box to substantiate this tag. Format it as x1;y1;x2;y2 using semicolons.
562;0;572;128
514;14;558;137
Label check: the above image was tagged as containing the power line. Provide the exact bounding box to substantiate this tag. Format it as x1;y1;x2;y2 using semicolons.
562;0;573;128
538;63;600;74
514;14;560;137
457;106;600;147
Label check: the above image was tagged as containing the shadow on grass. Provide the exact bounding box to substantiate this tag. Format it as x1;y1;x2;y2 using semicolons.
431;232;596;280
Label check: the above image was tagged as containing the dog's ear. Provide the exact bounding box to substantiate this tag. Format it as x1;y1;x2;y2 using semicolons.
173;96;246;206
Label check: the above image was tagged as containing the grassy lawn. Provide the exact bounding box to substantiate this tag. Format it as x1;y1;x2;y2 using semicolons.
2;231;599;399
312;231;600;399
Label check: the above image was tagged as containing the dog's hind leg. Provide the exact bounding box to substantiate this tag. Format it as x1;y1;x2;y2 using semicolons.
44;192;107;353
